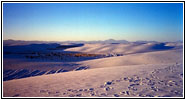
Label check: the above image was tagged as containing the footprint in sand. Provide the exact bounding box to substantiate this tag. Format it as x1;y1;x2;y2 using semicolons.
100;85;105;88
63;92;67;95
71;90;78;93
89;91;96;96
170;90;182;96
67;89;73;92
64;64;182;97
75;94;82;97
40;89;49;93
68;94;75;97
12;94;20;97
113;94;120;97
128;86;138;91
100;93;107;96
89;88;94;91
115;80;121;82
119;91;125;95
78;89;83;92
83;89;88;92
125;91;130;95
123;77;130;81
104;86;113;91
104;81;113;86
119;91;130;96
166;80;177;86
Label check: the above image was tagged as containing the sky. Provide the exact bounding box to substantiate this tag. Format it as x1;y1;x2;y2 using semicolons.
3;3;183;42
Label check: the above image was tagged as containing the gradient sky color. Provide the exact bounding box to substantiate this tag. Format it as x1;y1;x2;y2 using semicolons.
3;3;183;42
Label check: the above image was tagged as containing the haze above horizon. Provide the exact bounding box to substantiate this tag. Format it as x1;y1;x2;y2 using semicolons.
3;3;183;42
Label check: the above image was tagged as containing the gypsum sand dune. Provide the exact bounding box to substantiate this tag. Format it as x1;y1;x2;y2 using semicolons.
78;49;183;69
3;63;183;97
3;48;182;81
3;58;90;81
3;45;183;97
65;42;177;54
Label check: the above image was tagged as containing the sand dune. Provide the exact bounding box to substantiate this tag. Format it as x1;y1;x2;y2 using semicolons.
3;42;183;97
3;63;183;97
79;49;182;69
65;43;176;54
3;49;182;81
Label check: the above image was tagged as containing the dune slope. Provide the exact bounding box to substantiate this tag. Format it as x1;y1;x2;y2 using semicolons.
65;43;179;54
3;48;183;97
79;49;182;69
3;63;183;97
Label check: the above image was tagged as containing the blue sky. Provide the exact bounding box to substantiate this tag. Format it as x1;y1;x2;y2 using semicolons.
3;3;183;42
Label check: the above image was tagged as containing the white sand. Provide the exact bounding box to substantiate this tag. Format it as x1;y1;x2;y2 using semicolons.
3;63;183;97
79;49;182;69
3;42;183;97
65;43;181;54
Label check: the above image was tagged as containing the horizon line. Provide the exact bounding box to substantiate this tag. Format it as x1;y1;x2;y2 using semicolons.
3;39;183;43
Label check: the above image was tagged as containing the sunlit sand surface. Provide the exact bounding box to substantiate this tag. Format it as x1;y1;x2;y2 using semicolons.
3;41;183;97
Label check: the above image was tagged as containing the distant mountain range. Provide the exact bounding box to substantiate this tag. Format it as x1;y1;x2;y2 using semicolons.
62;39;129;44
3;39;52;46
3;39;129;46
3;39;182;46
